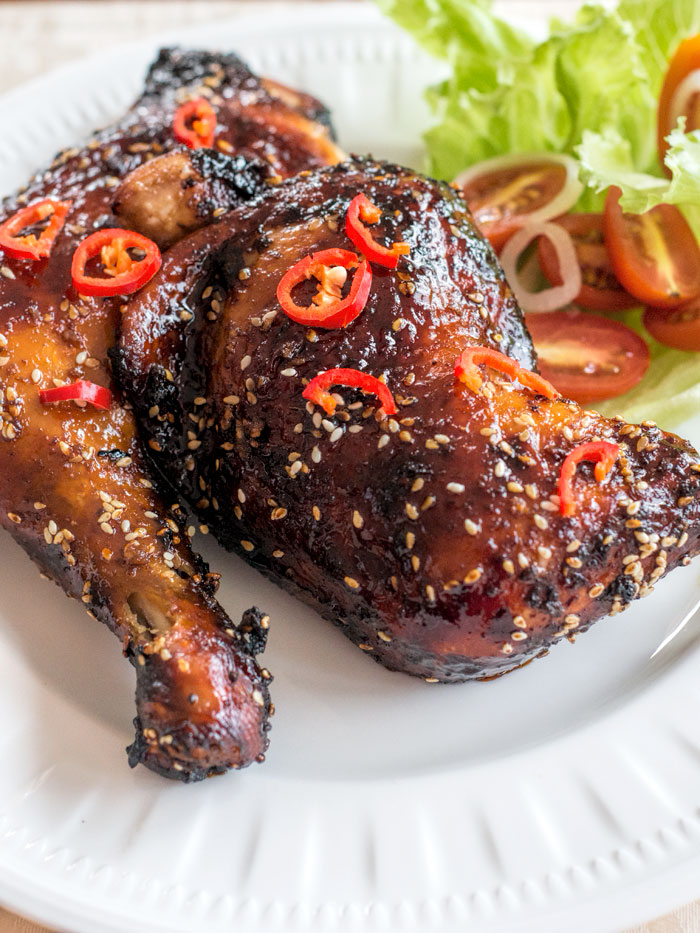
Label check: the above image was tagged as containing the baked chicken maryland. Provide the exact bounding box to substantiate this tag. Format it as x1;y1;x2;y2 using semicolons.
117;156;700;683
0;47;699;783
0;48;341;781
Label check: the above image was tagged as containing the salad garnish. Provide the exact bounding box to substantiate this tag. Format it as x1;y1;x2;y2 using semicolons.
378;0;700;424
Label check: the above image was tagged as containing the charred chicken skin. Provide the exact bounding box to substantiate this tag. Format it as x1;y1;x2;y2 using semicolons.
0;48;340;779
117;158;700;682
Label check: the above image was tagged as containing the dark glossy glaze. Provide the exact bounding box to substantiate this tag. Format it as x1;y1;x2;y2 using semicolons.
0;48;339;778
118;158;700;682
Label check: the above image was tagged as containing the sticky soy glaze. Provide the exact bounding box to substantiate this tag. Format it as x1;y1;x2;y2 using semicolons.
0;48;341;779
118;158;700;682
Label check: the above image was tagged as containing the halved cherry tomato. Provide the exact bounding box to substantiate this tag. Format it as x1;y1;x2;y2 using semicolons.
453;153;581;251
538;213;637;311
603;186;700;309
643;300;700;351
657;34;700;171
524;309;650;404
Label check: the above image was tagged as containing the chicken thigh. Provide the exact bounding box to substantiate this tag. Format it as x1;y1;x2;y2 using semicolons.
118;157;700;681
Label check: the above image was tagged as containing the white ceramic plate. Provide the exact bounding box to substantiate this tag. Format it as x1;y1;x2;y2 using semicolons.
1;4;699;932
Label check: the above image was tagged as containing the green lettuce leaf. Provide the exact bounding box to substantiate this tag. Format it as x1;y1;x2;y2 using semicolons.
377;0;700;428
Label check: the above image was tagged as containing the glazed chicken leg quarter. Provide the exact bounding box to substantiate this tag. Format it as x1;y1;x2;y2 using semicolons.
117;158;700;682
0;47;341;778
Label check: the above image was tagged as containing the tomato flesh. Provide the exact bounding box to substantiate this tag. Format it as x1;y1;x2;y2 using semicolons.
643;300;700;351
603;187;700;309
658;35;700;170
460;161;567;251
538;213;637;311
524;309;650;404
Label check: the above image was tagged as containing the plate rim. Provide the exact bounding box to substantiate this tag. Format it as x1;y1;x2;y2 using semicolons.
1;4;700;933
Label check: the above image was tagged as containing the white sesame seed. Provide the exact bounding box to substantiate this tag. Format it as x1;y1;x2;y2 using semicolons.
377;434;390;449
31;369;42;384
240;355;252;371
289;460;302;476
435;434;450;445
446;482;465;494
280;368;296;377
322;419;335;433
464;519;479;536
330;427;343;443
311;445;321;463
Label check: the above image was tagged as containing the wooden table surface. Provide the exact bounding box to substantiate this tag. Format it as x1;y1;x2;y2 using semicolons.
0;2;696;930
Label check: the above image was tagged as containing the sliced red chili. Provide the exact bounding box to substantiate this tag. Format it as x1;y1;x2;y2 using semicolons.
455;346;559;400
277;247;372;329
173;98;217;149
39;380;112;411
71;228;161;297
345;193;410;269
303;367;397;416
558;441;619;518
0;199;71;261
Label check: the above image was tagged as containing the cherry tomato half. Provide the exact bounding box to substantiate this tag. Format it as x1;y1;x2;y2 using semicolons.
657;34;700;170
524;309;650;404
643;300;700;351
603;186;700;309
537;213;638;311
454;154;581;251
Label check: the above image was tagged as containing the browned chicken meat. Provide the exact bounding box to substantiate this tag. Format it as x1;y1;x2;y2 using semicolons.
0;47;340;779
117;157;700;682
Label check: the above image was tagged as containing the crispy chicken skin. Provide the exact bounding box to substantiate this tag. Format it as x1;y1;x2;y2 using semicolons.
113;149;270;249
117;158;700;682
0;48;340;778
